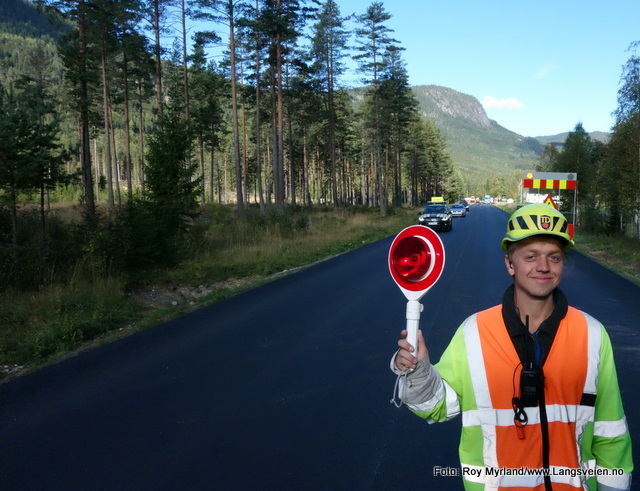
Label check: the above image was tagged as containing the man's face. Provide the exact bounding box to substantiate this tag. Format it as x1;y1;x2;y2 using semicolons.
505;236;565;301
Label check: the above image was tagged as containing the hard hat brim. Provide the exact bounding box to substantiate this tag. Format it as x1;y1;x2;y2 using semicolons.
501;232;574;252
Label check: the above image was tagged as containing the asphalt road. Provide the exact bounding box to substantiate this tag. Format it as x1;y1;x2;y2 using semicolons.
1;205;639;490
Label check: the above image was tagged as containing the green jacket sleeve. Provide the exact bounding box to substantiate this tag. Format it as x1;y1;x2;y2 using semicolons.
590;326;633;485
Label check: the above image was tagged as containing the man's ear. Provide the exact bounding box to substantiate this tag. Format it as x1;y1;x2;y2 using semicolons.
504;254;515;276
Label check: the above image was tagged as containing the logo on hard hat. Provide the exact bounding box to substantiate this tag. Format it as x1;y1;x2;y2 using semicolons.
540;215;551;230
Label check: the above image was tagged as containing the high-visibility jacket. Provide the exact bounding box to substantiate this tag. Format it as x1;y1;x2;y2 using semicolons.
409;303;633;490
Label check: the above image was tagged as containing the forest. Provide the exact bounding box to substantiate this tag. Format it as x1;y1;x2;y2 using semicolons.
0;0;458;289
1;0;639;292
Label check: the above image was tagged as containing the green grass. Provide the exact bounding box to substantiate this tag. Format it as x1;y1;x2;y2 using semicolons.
574;232;640;286
0;205;417;378
0;278;133;369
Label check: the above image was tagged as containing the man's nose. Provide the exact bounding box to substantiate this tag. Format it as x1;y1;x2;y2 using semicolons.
536;257;551;271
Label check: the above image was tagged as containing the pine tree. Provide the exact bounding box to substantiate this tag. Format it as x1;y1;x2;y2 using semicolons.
189;40;226;204
354;1;398;216
554;123;598;231
40;0;98;214
378;44;416;207
0;84;67;257
144;108;201;263
191;0;250;214
309;0;349;207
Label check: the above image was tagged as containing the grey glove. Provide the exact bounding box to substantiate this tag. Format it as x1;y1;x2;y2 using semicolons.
390;352;443;407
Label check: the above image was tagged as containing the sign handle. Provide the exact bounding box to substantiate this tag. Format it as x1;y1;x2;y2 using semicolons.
405;299;423;357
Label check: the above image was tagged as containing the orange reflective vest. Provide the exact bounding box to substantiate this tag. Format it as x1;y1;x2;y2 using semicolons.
410;304;633;490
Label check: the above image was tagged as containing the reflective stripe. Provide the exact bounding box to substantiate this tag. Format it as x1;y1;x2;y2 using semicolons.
462;315;499;469
574;312;601;469
580;311;631;491
441;379;461;421
594;417;629;438
582;311;601;396
597;466;632;489
462;314;490;410
407;378;445;413
463;408;514;427
463;404;592;428
408;379;461;420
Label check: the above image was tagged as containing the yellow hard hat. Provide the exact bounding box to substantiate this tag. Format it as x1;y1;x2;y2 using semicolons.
501;203;574;252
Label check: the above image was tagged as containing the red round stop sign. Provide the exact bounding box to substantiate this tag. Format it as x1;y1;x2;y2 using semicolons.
388;225;445;300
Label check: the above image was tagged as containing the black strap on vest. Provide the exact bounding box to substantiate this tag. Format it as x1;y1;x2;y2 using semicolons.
537;368;552;491
513;363;552;490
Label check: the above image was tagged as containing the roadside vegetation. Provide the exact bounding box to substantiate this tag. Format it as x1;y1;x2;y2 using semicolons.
0;206;417;379
2;204;638;381
573;232;640;286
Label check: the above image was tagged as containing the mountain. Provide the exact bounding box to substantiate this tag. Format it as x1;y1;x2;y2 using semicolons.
410;85;610;180
535;131;610;148
0;0;64;39
410;85;543;176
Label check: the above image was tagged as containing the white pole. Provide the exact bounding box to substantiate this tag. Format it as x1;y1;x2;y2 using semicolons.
405;299;423;357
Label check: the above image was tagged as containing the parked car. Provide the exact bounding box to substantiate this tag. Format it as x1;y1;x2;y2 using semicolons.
418;203;453;231
450;203;467;217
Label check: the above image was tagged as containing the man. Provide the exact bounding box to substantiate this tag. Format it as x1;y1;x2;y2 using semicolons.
391;204;633;490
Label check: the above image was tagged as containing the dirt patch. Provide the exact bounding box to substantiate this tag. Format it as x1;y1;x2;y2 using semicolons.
1;364;25;377
125;276;263;311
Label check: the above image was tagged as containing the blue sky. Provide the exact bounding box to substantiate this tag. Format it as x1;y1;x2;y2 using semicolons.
338;0;640;137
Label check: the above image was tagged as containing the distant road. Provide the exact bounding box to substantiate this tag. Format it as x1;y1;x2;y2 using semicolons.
2;204;639;489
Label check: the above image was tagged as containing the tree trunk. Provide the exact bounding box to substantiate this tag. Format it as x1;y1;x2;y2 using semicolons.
78;0;95;214
242;103;249;204
274;1;285;209
228;5;244;215
181;0;190;123
122;51;133;202
198;136;205;204
254;0;265;210
101;53;114;209
152;0;163;119
328;70;338;207
137;82;146;196
109;102;121;205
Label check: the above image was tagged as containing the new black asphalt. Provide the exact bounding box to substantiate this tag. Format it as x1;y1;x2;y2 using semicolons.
2;205;638;489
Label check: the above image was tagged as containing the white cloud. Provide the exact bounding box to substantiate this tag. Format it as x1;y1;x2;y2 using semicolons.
482;96;524;110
